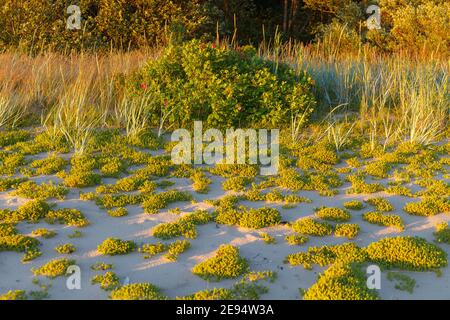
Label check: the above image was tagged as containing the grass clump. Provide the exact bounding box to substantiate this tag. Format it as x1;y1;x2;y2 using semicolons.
315;207;351;222
365;197;394;212
32;258;75;278
403;197;450;216
303;262;378;300
110;283;166;300
54;243;76;254
107;207;128;217
366;236;447;271
164;240;191;261
91;272;120;291
291;218;333;237
335;223;360;239
192;245;248;281
97;238;137;256
343;200;364;210
362;211;404;231
285;234;309;245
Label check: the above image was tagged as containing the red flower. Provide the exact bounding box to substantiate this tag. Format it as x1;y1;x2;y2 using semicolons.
212;42;217;49
164;99;169;107
140;83;148;90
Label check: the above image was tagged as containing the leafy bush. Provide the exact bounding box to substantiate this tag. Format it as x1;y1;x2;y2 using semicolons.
285;234;309;245
91;262;113;271
32;258;75;278
110;283;166;300
222;176;252;192
291;218;333;236
13;181;68;200
433;223;450;244
215;207;281;229
139;242;167;259
192;245;248;281
16;199;51;223
107;207;128;218
403;197;450;216
366;236;447;271
45;208;89;227
129;40;316;129
97;238;137;256
315;207;351;222
91;272;120;291
343;200;364;210
0;234;41;262
362;211;404;230
142;190;192;214
335;223;360;239
29;155;67;175
31;228;56;239
165;240;191;261
54;243;76;254
365;197;394;212
303;262;378;300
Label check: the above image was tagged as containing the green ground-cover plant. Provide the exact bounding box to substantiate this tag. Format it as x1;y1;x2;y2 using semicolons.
190;170;212;194
12;181;68;200
222;176;252;192
0;152;25;175
366;236;447;271
192;245;249;281
433;223;450;244
0;177;27;191
416;179;450;197
315;207;351;222
362;212;404;230
215;207;281;229
385;184;414;197
0;290;27;300
387;272;416;294
97;238;137;256
91;272;121;291
91;262;113;271
32;258;75;278
45;208;89;227
343;200;364;210
365;197;394;212
291;218;333;236
54;243;76;254
0;130;30;148
28;155;67;176
164;240;191;261
95;194;142;209
0;234;42;262
403;197;450;216
15;199;52;223
107;207;128;217
285;234;309;245
259;232;276;244
31;228;56;239
142;190;192;214
110;283;166;300
139;242;167;259
0;223;17;237
334;223;360;239
346;174;384;194
152;210;213;240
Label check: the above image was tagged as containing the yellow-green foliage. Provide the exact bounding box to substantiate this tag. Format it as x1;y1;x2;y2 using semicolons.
139;242;167;259
403;197;450;216
365;197;394;212
91;272;120;291
0;234;41;262
433;222;450;244
0;152;25;175
15;199;51;223
210;164;258;178
192;245;249;281
0;223;17;237
107;207;128;217
165;240;191;261
96;194;142;209
0;177;27;191
61;155;101;188
97;238;137;256
13;181;68;200
363;211;404;230
343;200;364;210
99;157;125;178
335;223;360;239
32;258;75;278
152;210;212;240
142;190;192;214
286;243;366;269
178;288;234;300
0;290;27;300
346;174;384;194
110;283;166;300
386;184;414;197
31;228;56;239
365;161;392;178
190;170;212;194
45;208;89;227
303;263;378;300
222;176;252;192
285;234;309;245
0;130;30;147
315;207;351;222
29;155;67;175
259;232;276;244
91;262;113;271
387;272;416;294
291;218;333;236
215;207;281;229
416;179;450;197
366;236;447;271
54;243;76;254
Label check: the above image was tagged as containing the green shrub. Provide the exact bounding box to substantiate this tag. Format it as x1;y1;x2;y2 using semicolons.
0;130;30;147
131;40;316;129
215;207;281;229
285;234;309;245
335;223;360;239
346;174;384;194
110;283;166;300
91;272;120;291
0;177;27;191
30;155;67;175
107;207;128;218
403;197;450;216
63;171;101;188
91;262;113;271
31;228;56;239
32;258;75;278
303;263;378;300
0;152;25;175
139;242;167;259
192;245;248;281
45;208;89;227
343;200;364;210
0;234;41;262
291;218;333;236
142;190;192;214
366;236;447;271
315;207;351;222
54;243;76;254
433;222;450;244
99;158;125;178
152;210;212;240
365;161;392;178
165;240;191;261
365;197;394;212
259;232;276;244
0;290;27;300
362;211;404;230
0;223;17;237
191;170;212;194
16;199;51;222
222;176;252;192
13;181;68;200
386;185;414;197
387;272;416;294
97;238;137;256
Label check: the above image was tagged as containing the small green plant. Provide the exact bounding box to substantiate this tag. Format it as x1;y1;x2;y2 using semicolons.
110;283;166;300
315;207;351;222
164;240;191;261
107;207;128;217
91;272;120;291
222;176;252;192
192;245;248;281
365;197;394;212
362;212;404;231
343;200;364;210
31;228;56;239
0;290;27;300
45;208;89;227
291;218;333;237
139;242;167;259
403;197;450;216
335;223;360;239
433;222;450;244
67;230;83;239
91;262;113;271
285;234;309;245
97;238;137;256
32;258;75;278
13;181;68;200
259;232;276;244
54;243;76;254
387;272;416;294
